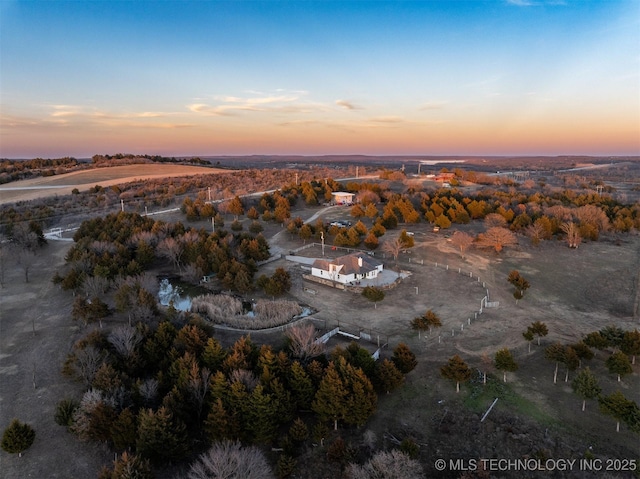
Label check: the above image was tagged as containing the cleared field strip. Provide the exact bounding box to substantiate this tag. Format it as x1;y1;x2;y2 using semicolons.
0;164;232;204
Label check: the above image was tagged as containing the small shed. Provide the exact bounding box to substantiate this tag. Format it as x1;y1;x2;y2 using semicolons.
331;192;355;205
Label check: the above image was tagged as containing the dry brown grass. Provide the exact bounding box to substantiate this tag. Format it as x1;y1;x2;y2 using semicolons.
0;164;231;205
191;294;303;329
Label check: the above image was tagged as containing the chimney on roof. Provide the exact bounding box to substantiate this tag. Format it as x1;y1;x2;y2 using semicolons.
358;256;363;267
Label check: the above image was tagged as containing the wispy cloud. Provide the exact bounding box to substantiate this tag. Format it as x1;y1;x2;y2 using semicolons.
189;90;328;116
2;105;193;130
506;0;534;6
336;99;363;110
506;0;566;5
419;102;447;111
369;116;404;124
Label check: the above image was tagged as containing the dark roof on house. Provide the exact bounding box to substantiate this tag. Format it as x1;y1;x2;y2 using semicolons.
312;252;382;275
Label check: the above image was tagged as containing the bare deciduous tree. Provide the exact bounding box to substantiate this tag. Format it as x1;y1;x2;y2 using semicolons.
187;440;275;479
382;237;403;271
345;449;424;479
14;245;36;283
82;275;110;298
483;213;508;228
188;363;212;420
575;204;610;233
476;227;518;253
157;237;183;272
286;324;326;364
229;368;259;391
74;346;103;386
525;221;546;246
138;378;159;407
108;325;142;358
561;221;581;248
450;231;474;258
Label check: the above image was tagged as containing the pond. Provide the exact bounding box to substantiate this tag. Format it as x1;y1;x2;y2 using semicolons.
158;277;209;312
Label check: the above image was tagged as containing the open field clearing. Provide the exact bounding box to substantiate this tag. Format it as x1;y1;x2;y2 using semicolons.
0;164;232;205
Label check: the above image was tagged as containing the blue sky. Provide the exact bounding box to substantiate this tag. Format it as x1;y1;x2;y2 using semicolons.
1;0;638;158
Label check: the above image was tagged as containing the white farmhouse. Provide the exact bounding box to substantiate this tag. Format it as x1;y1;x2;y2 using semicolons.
311;252;383;285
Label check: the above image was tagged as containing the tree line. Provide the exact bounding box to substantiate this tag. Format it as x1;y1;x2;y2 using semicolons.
52;318;417;478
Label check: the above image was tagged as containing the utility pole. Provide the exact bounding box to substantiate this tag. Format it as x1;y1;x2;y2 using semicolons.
208;187;211;201
356;166;359;178
321;231;325;256
121;199;124;212
212;216;215;232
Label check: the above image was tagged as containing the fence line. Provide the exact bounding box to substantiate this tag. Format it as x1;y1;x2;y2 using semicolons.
310;317;389;360
412;260;500;346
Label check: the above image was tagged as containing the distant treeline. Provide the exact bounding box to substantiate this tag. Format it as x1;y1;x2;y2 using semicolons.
92;153;210;167
0;157;79;184
0;154;212;185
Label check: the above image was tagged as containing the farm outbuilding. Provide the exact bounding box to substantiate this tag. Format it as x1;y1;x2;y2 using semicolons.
331;192;355;205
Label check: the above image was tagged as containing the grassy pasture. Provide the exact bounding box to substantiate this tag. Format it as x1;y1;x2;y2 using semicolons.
0;164;231;205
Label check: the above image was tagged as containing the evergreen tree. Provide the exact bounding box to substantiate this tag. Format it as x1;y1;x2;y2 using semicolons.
529;321;548;346
110;408;137;451
202;337;227;372
338;359;377;427
288;418;309;443
266;377;294;424
312;361;348;431
507;270;530;298
523;329;534;353
54;398;79;428
136;406;189;463
620;330;640;364
205;398;234;443
247;384;279;443
392;343;417;374
571;340;594;367
544;343;565;384
494;348;518;382
342;342;376;380
583;331;609;353
227;380;251;440
288;361;316;410
606;351;632;382
599;325;625;350
108;451;152;479
563;346;580;382
440;355;472;392
375;358;404;394
599;391;637;433
571;367;601;412
1;419;35;457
